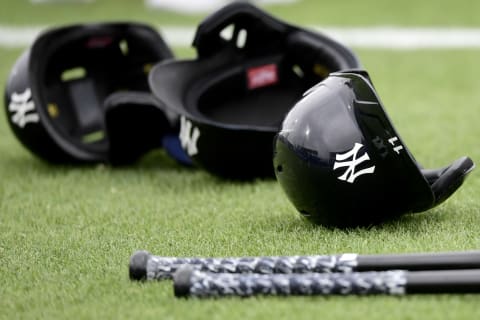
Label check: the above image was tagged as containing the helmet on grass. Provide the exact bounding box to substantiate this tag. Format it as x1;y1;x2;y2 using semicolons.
5;22;189;165
273;70;475;227
149;2;360;179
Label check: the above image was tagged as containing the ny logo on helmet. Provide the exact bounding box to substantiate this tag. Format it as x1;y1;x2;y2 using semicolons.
179;116;200;156
333;143;375;183
8;88;39;128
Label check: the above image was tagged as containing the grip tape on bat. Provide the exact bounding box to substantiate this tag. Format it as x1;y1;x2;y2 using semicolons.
129;250;358;280
130;250;480;281
173;267;480;298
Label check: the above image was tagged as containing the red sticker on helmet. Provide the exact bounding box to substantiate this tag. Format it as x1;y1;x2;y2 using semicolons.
247;64;279;90
86;36;113;48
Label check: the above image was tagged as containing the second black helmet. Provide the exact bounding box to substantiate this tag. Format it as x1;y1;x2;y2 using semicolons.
149;2;361;179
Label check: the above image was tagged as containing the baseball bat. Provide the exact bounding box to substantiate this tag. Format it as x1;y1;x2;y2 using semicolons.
129;250;480;281
173;267;480;298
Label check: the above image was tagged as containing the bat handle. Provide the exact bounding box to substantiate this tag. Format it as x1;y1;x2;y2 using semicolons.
173;266;408;298
129;250;151;280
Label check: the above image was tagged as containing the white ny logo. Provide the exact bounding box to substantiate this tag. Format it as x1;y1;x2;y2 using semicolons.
333;143;375;183
179;116;200;156
9;88;39;128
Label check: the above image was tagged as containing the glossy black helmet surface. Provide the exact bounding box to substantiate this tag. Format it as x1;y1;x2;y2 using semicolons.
4;22;187;165
149;2;360;179
274;70;474;227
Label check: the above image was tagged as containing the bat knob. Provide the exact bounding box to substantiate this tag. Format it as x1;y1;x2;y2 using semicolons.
173;266;195;297
129;250;151;280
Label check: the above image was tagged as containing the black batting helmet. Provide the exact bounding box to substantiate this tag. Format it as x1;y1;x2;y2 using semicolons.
273;70;474;227
4;22;189;165
149;2;361;179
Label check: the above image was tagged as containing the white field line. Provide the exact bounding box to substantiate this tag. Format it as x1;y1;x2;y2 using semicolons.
145;0;299;14
2;25;480;49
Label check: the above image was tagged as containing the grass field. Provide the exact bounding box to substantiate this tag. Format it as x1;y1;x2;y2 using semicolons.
1;1;480;319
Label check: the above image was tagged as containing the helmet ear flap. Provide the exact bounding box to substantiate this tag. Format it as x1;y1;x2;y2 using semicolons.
422;157;475;206
103;92;169;165
103;91;192;166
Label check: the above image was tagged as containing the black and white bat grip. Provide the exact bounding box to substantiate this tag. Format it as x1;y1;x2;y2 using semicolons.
129;250;480;281
173;268;480;298
129;250;358;280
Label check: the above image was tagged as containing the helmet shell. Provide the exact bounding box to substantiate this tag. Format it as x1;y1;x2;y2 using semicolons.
274;71;435;227
149;2;361;179
5;49;72;162
4;22;174;164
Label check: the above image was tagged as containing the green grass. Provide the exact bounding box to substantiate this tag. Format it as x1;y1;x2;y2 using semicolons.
1;1;480;319
1;46;480;319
